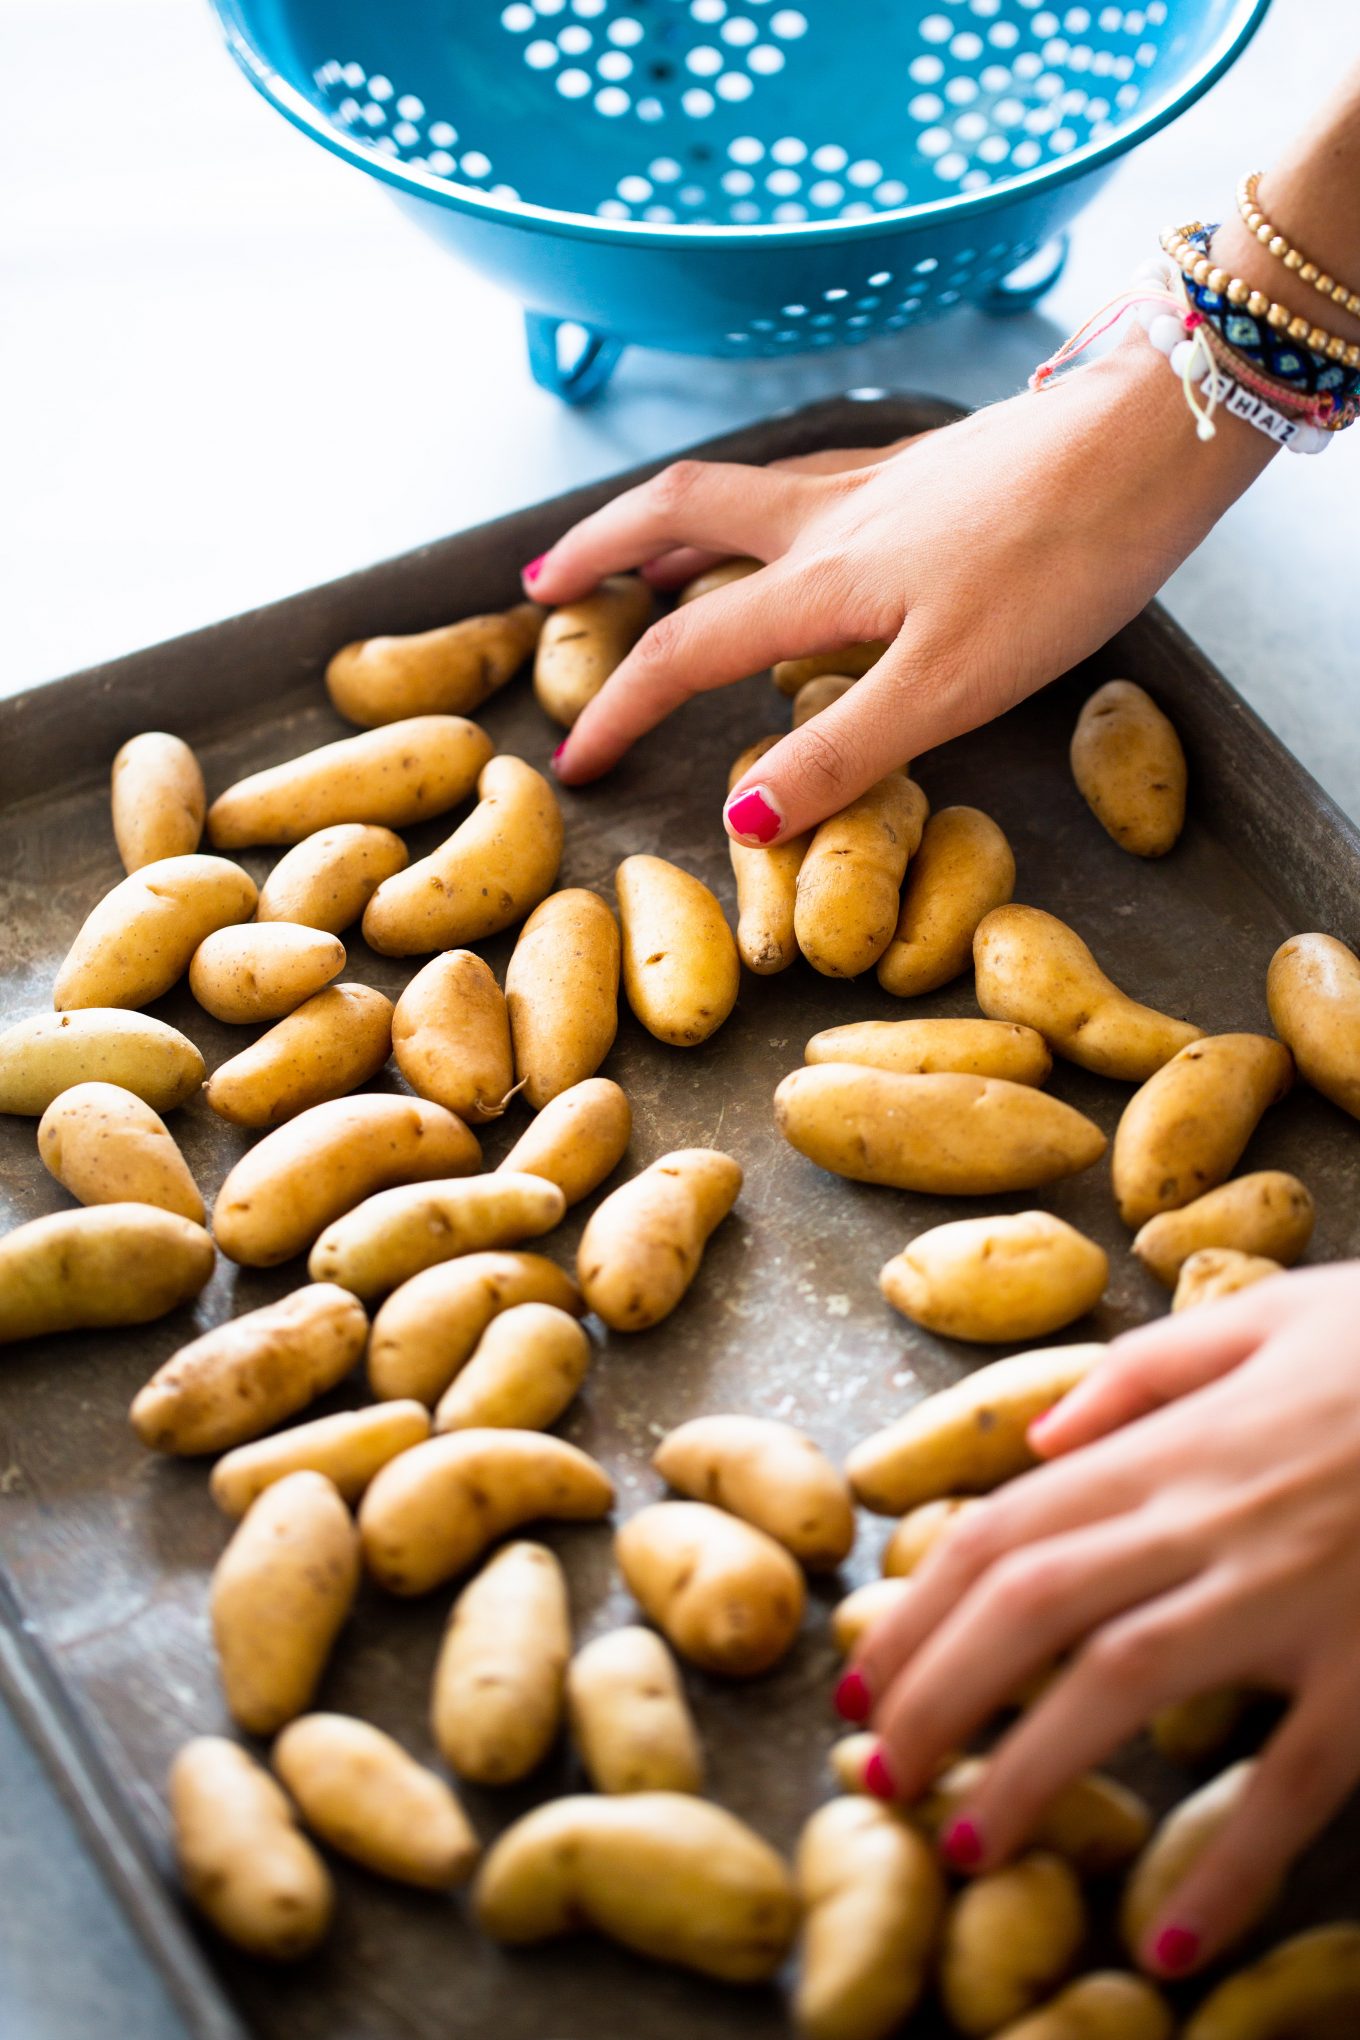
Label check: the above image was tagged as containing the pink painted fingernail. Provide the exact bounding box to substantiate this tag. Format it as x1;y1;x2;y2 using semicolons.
941;1817;985;1871
724;785;782;845
523;554;546;583
834;1669;872;1723
1152;1926;1200;1975
863;1747;898;1801
551;740;567;765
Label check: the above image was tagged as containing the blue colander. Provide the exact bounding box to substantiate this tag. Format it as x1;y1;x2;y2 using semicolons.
210;0;1269;400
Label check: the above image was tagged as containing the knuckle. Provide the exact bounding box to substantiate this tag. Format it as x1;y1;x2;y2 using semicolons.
788;716;859;799
1081;1618;1175;1695
936;1504;1003;1579
987;1550;1070;1623
629;611;689;683
647;459;706;518
1266;1727;1348;1818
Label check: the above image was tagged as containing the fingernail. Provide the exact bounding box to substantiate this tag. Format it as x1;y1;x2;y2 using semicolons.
1152;1925;1200;1975
863;1747;898;1801
523;554;546;584
551;740;567;764
724;785;782;845
941;1817;985;1871
834;1669;872;1723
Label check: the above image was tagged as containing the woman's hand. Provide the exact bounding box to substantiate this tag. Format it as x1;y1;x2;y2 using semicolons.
528;337;1273;846
841;1264;1360;1981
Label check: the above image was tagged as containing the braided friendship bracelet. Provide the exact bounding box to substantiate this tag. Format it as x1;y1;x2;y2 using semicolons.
1237;171;1360;324
1159;221;1360;369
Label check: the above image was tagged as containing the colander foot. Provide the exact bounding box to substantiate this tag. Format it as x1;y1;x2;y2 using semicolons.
981;235;1070;318
525;313;625;404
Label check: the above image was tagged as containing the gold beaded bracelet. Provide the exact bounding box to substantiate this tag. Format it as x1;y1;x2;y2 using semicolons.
1159;222;1360;369
1237;171;1360;322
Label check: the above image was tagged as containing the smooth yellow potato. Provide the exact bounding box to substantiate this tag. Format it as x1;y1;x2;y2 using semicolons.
1121;1763;1262;1960
130;1283;368;1456
362;753;562;954
0;1204;214;1345
999;1972;1173;2040
883;1496;979;1577
775;1065;1107;1196
273;1713;479;1888
208;715;492;847
806;1017;1052;1087
0;1009;204;1116
392;949;515;1123
919;1759;1151;1877
942;1853;1087;2036
169;1737;332;1961
1071;680;1187;858
189;921;345;1023
359;1428;613;1594
676;557;761;605
326;601;543;725
367;1250;583;1405
210;1401;430;1516
53;854;258;1010
577;1147;741;1332
880;1211;1108;1344
1150;1688;1249;1765
616;1499;805;1677
792;673;858;725
795;775;929;978
204;982;394;1129
1183;1923;1360;2040
652;1413;854;1570
306;1170;564;1300
210;1471;359;1736
1267;930;1360;1119
1133;1172;1314;1287
497;1076;631;1206
38;1081;203;1221
974;906;1202;1082
616;853;739;1046
830;1733;879;1793
832;1578;913;1653
213;1094;480;1267
111;731;205;873
1173;1247;1283;1311
255;822;408;932
566;1626;703;1795
796;1796;945;2040
431;1540;570;1783
773;642;888;697
1112;1034;1294;1228
877;806;1017;998
534;574;653;726
434;1300;591;1432
475;1792;797;1982
727;737;810;975
504;888;620;1107
847;1343;1107;1514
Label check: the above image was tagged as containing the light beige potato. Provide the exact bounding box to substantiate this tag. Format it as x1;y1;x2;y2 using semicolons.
1121;1763;1261;1960
1112;1034;1294;1228
883;1496;979;1577
830;1733;878;1793
208;714;492;847
189;921;345;1023
727;737;810;975
847;1343;1107;1514
111;731;206;872
1071;680;1187;858
795;774;929;979
566;1626;703;1795
362;753;562;954
806;1017;1052;1087
1173;1247;1283;1312
652;1413;854;1570
434;1301;591;1432
169;1737;332;1961
392;949;515;1123
367;1250;583;1405
0;1009;204;1116
775;1065;1107;1196
616;1499;805;1677
204;982;394;1129
877;806;1017;998
1133;1172;1314;1287
212;1094;480;1267
792;673;858;725
210;1400;430;1516
497;1077;631;1207
306;1170;564;1300
325;601;543;724
880;1211;1108;1344
255;822;409;931
974;906;1203;1082
1267;930;1360;1119
474;1792;797;1982
38;1082;203;1221
53;854;258;1010
577;1147;741;1332
773;641;888;697
431;1540;570;1783
941;1853;1087;2036
616;853;740;1045
999;1972;1173;2040
1151;1688;1248;1765
533;574;653;726
130;1283;367;1454
1183;1923;1360;2040
504;888;620;1107
676;557;760;605
273;1713;478;1888
0;1204;214;1345
832;1578;912;1653
359;1428;613;1594
918;1759;1151;1877
795;1796;945;2040
210;1470;359;1735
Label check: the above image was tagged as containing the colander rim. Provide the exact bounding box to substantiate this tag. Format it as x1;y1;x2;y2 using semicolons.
208;0;1272;248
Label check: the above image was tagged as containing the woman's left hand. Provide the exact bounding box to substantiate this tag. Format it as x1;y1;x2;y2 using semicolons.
843;1263;1360;1981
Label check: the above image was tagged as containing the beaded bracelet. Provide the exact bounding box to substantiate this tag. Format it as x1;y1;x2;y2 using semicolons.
1159;221;1360;369
1237;172;1360;323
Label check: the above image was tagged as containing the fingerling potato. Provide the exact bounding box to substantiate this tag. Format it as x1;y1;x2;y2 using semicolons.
189;922;345;1023
431;1540;570;1783
210;1400;430;1516
208;715;492;847
255;822;408;932
0;1204;214;1345
111;731;205;872
326;601;542;724
728;737;809;975
1132;1171;1314;1287
534;575;653;727
367;1250;583;1405
1121;1763;1262;1960
1150;1688;1249;1765
1183;1923;1360;2040
497;1077;631;1206
941;1852;1087;2036
1070;679;1187;858
577;1147;741;1332
795;1796;945;2040
306;1171;564;1301
566;1626;704;1795
1111;1035;1294;1228
652;1413;854;1570
0;1009;204;1116
1173;1247;1283;1312
880;1211;1108;1344
203;982;394;1129
392;949;516;1123
792;674;858;726
616;1499;805;1677
883;1497;979;1577
877;806;1016;998
169;1737;332;1961
1267;930;1360;1119
38;1081;203;1221
504;888;620;1107
805;1017;1051;1087
773;642;888;697
1001;1972;1173;2040
433;1301;591;1432
616;853;739;1046
832;1578;913;1653
677;558;760;605
54;854;258;1010
795;775;929;979
273;1714;478;1888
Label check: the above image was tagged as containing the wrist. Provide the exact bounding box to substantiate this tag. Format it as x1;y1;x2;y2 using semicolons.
1075;327;1279;505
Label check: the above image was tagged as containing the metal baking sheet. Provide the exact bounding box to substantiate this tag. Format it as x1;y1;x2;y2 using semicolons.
3;393;1359;2040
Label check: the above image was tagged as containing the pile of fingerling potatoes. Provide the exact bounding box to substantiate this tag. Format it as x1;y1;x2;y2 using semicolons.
3;559;1360;2040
